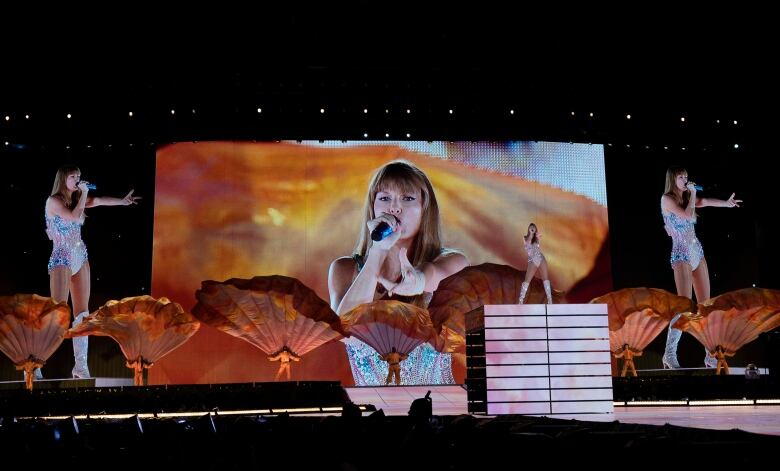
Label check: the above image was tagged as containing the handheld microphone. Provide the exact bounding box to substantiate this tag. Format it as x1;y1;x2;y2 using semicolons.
79;181;97;190
371;221;394;241
691;184;703;191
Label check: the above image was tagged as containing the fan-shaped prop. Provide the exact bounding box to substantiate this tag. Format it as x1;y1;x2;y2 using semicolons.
193;276;345;380
675;288;780;375
428;263;565;353
67;295;200;385
0;294;71;390
591;288;693;377
340;300;436;357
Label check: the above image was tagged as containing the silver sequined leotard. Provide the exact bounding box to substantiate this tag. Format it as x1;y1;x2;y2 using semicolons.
662;209;704;270
524;238;544;267
46;210;88;275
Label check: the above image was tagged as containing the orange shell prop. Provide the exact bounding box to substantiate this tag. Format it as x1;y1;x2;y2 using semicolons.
0;294;71;390
67;295;200;385
340;300;437;356
428;263;564;353
675;288;780;374
193;276;345;359
591;287;694;352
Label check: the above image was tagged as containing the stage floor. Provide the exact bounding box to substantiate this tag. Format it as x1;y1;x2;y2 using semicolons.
345;385;780;436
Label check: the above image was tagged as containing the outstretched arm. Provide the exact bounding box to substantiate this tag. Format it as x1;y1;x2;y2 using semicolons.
696;193;741;208
86;189;141;208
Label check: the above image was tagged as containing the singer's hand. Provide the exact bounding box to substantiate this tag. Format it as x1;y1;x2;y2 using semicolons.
368;213;400;249
686;182;698;192
122;189;141;206
381;248;426;297
77;181;91;192
726;193;742;208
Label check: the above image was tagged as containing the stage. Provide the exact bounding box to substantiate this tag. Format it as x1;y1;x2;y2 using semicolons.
345;384;780;436
3;375;779;436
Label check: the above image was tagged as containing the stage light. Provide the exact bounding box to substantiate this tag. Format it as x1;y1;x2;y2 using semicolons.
406;109;410;114
716;119;720;124
734;144;740;149
128;111;133;117
385;133;389;137
170;109;175;115
626;114;631;120
689;400;755;406
363;108;368;114
510;110;515;115
571;111;575;116
448;109;453;114
320;108;325;114
67;113;72;119
4;115;8;121
257;108;262;113
191;109;196;114
681;117;685;122
25;114;29;119
589;112;594;117
406;133;410;138
733;120;738;125
363;133;368;138
385;109;389;114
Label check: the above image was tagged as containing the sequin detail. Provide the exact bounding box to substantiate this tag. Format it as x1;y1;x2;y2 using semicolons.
344;337;454;386
662;210;704;270
46;212;88;274
524;239;544;267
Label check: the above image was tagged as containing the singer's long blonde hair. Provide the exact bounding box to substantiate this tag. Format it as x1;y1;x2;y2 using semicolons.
50;165;83;209
663;165;696;219
354;160;443;268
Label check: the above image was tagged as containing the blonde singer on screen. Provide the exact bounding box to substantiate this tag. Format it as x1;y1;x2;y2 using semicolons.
328;160;468;386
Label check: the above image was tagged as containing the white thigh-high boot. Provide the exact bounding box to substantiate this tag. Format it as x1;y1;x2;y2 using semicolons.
543;280;553;304
71;311;91;378
662;313;683;369
518;282;530;304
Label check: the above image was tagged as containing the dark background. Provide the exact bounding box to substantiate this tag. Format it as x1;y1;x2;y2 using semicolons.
1;11;776;379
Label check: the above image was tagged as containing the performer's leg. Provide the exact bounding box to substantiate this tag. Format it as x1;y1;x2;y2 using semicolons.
692;259;717;367
393;367;401;385
664;263;693;369
519;264;538;304
543;280;553;305
30;266;73;381
537;260;553;304
70;262;91;378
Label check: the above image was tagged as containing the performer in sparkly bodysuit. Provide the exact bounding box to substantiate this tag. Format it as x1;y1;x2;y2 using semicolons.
328;160;468;386
660;165;741;369
37;165;140;381
518;223;553;304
